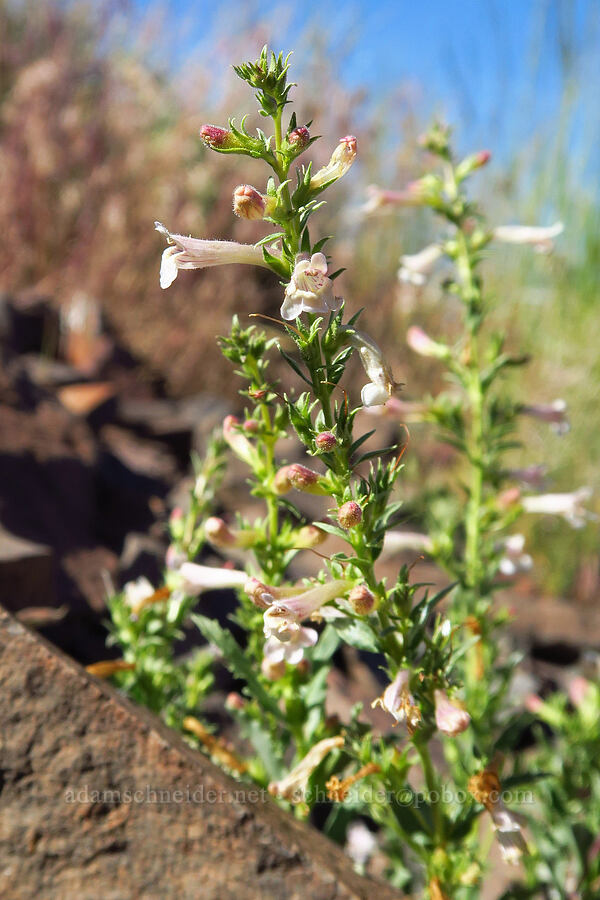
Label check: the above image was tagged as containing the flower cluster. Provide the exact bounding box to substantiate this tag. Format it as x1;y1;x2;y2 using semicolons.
99;49;596;900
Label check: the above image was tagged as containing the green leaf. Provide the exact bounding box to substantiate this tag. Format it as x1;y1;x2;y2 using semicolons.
502;771;551;789
301;666;329;708
349;430;375;455
412;582;457;627
279;348;312;386
355;444;399;465
244;718;284;780
313;521;351;542
334;617;379;653
312;624;341;661
192;614;281;719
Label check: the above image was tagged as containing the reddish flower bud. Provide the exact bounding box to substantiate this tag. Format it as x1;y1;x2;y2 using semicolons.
348;584;376;615
315;431;337;451
205;517;236;547
243;418;260;433
262;657;286;681
434;690;471;736
569;676;591;709
288;126;310;150
498;487;522;509
524;693;544;714
296;658;311;676
274;464;328;495
223;415;254;463
337;501;363;529
233;184;267;220
225;692;246;711
456;150;492;180
249;388;267;401
244;578;274;609
199;124;232;148
232;184;276;220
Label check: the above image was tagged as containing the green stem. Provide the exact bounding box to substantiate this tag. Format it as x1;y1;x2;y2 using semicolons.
273;107;300;255
415;737;445;844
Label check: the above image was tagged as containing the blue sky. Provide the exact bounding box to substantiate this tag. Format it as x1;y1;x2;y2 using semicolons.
135;0;599;160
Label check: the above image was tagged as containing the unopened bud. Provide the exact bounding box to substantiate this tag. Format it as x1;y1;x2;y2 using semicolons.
169;506;185;540
348;584;376;615
568;677;591;708
296;658;311;676
232;184;276;220
310;135;357;190
419;123;451;157
315;431;337;452
406;326;450;359
204;517;236;547
200;124;235;149
525;693;544;714
274;463;328;495
244;578;273;609
456;150;492;180
225;692;246;711
223;415;254;463
434;690;471;736
243;418;260;434
295;525;326;549
288;126;310;150
262;657;286;680
249;388;267;401
497;486;522;509
337;501;363;529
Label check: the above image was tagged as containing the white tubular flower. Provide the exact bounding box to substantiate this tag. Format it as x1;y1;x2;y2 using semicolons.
434;690;471;736
155;222;270;289
268;736;344;803
497;534;533;577
382;530;434;557
310;135;357;191
348;330;398;408
406;325;450;359
493;221;563;254
372;670;420;733
263;579;351;642
522;487;594;528
123;576;155;615
263;626;318;667
494;809;529;865
468;769;528;866
345;821;378;868
177;562;248;596
520;399;569;434
358;183;424;217
398;244;443;285
281;252;342;320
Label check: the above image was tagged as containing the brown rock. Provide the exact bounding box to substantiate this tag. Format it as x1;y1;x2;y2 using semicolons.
0;607;403;900
56;382;116;423
0;528;55;611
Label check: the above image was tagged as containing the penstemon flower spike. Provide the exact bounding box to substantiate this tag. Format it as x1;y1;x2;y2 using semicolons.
99;51;596;900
